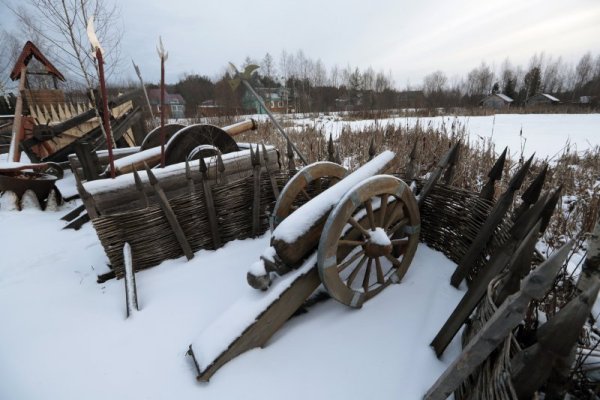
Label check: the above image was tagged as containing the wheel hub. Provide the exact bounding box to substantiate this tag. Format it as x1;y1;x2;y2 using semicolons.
363;227;392;258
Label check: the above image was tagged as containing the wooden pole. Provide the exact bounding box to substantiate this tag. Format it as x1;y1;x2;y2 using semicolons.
96;49;116;178
8;66;26;162
123;242;139;318
160;56;166;167
132;59;155;125
251;145;262;237
199;157;222;249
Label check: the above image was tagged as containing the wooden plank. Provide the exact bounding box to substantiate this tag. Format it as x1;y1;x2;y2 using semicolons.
424;241;573;400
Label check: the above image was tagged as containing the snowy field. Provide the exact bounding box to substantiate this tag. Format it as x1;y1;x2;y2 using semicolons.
283;113;600;160
0;200;464;400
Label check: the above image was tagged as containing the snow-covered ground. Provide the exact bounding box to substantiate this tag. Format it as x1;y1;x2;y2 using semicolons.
0;201;464;400
283;113;600;160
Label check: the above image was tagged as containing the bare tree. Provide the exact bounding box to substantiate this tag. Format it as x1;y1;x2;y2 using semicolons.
261;52;275;81
575;51;594;89
6;0;123;89
423;70;448;95
0;30;21;93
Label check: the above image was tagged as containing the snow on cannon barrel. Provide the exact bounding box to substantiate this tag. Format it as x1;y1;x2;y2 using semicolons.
187;151;421;382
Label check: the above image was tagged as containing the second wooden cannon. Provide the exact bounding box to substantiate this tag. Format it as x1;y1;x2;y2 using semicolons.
187;150;421;380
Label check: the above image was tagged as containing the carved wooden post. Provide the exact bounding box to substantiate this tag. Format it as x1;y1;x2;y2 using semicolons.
261;142;280;200
442;142;460;185
144;163;194;260
511;281;600;398
199;157;222;249
431;193;555;357
513;164;548;222
73;141;101;181
417;141;461;207
424;241;573;400
479;147;507;201
450;155;534;287
251;145;262;238
577;215;600;291
132;166;149;208
185;159;195;195
405;141;418;180
123;242;139;318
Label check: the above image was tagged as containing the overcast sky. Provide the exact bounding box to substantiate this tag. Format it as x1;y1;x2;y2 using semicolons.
2;0;600;87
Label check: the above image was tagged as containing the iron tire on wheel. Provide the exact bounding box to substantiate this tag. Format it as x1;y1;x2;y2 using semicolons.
271;161;348;231
317;175;420;308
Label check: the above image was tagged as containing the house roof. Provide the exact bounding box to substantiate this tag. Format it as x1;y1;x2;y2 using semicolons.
147;89;186;104
10;41;65;82
495;93;514;102
541;93;560;102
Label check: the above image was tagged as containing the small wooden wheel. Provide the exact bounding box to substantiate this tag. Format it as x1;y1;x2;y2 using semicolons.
139;123;185;150
164;124;239;165
271;161;348;231
317;175;420;308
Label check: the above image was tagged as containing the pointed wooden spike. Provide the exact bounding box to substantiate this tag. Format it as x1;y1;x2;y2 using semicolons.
509;193;549;240
521;240;574;299
252;144;260;166
132;165;143;190
287;140;294;159
537;280;600;357
508;153;535;192
217;152;226;173
540;186;562;232
488;147;508;180
199;156;208;175
522;164;548;204
144;162;158;185
409;140;418;160
261;143;269;162
185;158;191;180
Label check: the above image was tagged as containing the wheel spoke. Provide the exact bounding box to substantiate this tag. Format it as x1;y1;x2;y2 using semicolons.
362;258;373;292
384;253;403;270
338;239;367;247
379;194;389;227
348;217;371;238
364;200;376;230
375;257;385;284
337;249;365;273
388;217;409;237
383;200;399;230
347;255;368;287
301;189;312;201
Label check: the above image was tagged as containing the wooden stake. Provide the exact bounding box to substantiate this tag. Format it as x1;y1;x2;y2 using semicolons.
199;157;222;249
123;242;139;318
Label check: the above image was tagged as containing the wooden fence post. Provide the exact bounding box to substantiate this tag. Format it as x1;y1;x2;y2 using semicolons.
577;215;600;291
368;135;376;161
405;141;418;181
512;164;548;222
417;141;461;207
199;157;222;249
251;144;262;238
216;152;228;185
123;242;139;318
450;155;534;287
287;140;295;172
423;241;573;400
261;142;280;200
327;134;336;162
132;166;149;208
144;163;194;260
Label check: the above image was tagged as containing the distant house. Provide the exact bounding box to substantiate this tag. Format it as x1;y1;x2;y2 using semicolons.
526;93;560;107
480;93;513;109
242;87;293;114
148;88;186;119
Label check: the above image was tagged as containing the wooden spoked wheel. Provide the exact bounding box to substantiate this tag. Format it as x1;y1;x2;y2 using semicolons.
271;161;348;231
317;175;420;308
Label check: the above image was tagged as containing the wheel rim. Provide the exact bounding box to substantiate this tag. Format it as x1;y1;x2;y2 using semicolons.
317;175;420;308
271;161;347;231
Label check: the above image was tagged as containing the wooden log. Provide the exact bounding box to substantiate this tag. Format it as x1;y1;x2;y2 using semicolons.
479;147;507;201
144;164;194;261
221;118;257;136
450;154;534;287
511;281;600;398
417;142;461;207
199;157;222;249
431;194;551;357
251;145;262;238
123;242;139;318
423;241;573;400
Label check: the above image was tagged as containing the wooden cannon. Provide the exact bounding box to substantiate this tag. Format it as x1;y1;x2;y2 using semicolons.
187;150;421;381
